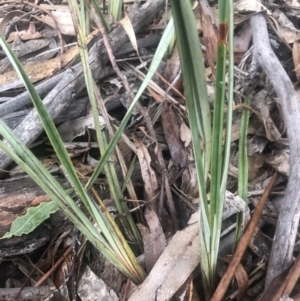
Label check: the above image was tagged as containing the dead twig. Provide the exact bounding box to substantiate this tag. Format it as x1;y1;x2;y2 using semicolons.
210;172;277;301
0;286;56;301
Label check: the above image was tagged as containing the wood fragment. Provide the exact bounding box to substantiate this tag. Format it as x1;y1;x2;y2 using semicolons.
250;12;300;288
0;286;56;301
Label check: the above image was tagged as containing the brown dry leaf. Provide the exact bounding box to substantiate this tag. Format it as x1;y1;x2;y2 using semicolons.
0;10;25;35
234;0;269;14
234;22;252;65
38;4;76;36
235;102;281;142
221;255;249;301
234;0;271;24
265;148;289;176
0;48;73;87
119;15;139;56
271;9;300;44
161;103;188;168
164;45;181;83
0;30;97;88
7;23;42;42
293;42;300;81
34;11;75;36
256;114;281;142
231;119;260;142
147;87;164;103
180;122;192;148
132;132;158;202
129;212;200;301
198;0;218;74
137;207;166;273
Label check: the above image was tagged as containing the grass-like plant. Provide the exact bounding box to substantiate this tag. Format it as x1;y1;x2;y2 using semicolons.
170;0;233;296
0;0;235;295
0;34;146;284
68;0;142;249
0;1;175;284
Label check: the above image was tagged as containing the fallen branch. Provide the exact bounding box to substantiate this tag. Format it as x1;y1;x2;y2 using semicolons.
250;13;300;287
0;286;56;301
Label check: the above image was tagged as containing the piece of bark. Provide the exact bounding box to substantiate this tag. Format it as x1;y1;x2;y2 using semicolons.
250;13;300;287
0;0;165;172
0;73;64;118
0;286;57;301
2;96;88;129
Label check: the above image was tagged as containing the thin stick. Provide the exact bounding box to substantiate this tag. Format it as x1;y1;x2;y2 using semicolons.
34;245;73;287
210;172;277;301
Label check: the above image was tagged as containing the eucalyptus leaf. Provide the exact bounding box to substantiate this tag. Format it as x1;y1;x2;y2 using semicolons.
3;201;58;239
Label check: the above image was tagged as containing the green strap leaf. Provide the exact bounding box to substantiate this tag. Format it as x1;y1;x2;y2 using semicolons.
3;201;59;239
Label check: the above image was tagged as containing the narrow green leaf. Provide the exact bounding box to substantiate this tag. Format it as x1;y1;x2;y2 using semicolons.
0;36;145;284
170;0;212;293
3;201;59;239
109;0;122;21
238;96;250;200
236;95;250;241
86;17;175;190
91;0;110;32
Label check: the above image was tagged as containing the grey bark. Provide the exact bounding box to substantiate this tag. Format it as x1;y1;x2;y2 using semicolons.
250;14;300;287
0;286;57;301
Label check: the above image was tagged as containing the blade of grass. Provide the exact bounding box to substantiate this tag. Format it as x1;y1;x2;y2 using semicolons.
109;0;122;21
208;0;231;291
217;0;234;287
0;33;146;283
236;95;250;242
69;0;142;247
170;0;232;295
86;17;175;190
170;0;212;294
0;139;144;281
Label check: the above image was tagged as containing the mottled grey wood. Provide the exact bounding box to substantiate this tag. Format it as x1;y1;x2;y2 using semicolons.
250;13;300;287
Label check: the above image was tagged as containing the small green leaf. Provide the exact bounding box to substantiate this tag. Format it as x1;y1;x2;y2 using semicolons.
3;201;59;239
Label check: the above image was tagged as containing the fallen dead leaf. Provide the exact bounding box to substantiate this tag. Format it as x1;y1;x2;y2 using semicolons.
137;207;166;273
129;212;200;301
132;132;159;203
161;103;188;168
